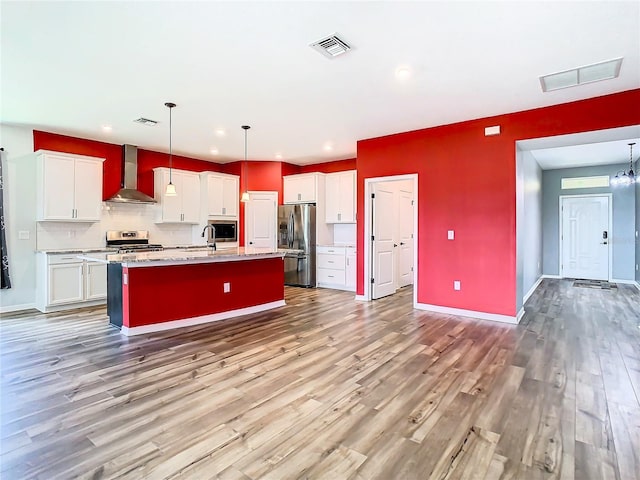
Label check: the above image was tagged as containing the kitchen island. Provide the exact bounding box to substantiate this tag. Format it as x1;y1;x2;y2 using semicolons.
80;247;286;336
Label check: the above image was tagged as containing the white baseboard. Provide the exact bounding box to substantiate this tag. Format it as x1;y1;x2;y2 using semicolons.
0;302;36;314
354;295;368;302
636;282;640;291
414;302;520;325
523;277;543;304
541;274;562;279
516;307;525;323
120;300;286;336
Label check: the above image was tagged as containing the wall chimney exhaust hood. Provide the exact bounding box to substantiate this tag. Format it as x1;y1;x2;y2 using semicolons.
107;145;157;204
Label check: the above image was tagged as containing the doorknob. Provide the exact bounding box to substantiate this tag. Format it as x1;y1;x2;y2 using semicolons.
393;244;398;247
249;241;253;245
400;242;405;246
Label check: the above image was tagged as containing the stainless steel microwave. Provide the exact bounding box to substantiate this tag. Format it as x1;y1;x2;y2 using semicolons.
207;220;237;243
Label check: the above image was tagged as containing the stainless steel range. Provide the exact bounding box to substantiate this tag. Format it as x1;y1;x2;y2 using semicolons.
106;231;163;253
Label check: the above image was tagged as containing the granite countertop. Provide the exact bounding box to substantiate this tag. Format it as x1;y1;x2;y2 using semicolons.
78;247;287;267
38;247;119;254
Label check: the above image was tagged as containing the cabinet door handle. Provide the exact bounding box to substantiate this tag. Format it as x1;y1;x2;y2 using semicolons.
222;207;226;215
338;213;341;221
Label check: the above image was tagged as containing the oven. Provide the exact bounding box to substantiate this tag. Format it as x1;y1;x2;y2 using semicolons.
207;220;238;243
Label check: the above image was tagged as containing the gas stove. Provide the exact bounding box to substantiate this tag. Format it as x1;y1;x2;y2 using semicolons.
106;230;164;254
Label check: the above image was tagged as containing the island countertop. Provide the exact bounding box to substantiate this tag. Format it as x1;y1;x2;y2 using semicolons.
79;247;289;267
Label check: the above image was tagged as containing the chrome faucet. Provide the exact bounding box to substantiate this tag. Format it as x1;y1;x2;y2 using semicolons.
201;224;216;251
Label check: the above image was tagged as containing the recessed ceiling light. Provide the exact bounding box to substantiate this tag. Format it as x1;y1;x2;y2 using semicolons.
101;125;112;132
275;153;283;160
215;129;226;136
540;57;623;92
323;143;333;152
395;66;411;80
210;148;219;155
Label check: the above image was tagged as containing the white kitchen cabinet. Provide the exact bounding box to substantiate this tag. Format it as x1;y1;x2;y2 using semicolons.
36;253;108;312
316;245;356;292
283;173;324;204
154;168;201;223
325;170;356;223
346;248;356;290
201;172;239;217
36;151;104;222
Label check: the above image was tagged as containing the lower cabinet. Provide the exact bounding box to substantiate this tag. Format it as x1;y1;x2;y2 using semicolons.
316;246;356;292
36;253;108;312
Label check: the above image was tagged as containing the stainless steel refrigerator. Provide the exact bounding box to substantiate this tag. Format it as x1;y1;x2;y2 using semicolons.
278;204;316;287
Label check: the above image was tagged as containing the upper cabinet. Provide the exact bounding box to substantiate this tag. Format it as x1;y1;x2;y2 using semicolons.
283;173;324;204
200;172;239;217
154;168;201;223
325;170;356;223
36;151;104;222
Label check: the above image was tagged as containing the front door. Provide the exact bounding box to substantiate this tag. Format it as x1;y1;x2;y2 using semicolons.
561;195;609;280
245;191;277;249
372;183;396;299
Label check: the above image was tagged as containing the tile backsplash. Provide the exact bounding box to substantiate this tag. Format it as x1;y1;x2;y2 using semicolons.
36;203;199;250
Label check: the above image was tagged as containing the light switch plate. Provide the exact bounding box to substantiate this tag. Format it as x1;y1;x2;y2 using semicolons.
447;230;454;240
18;230;30;240
223;282;230;293
454;280;461;291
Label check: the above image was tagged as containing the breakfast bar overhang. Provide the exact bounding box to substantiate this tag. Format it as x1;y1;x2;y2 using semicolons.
81;248;286;336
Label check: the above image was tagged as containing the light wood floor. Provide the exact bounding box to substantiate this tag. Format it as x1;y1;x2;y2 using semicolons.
1;279;639;479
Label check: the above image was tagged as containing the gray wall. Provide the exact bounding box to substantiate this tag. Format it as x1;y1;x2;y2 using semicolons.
522;151;543;297
542;163;636;281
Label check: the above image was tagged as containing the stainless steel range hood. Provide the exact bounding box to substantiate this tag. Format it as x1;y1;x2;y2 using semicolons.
106;144;157;204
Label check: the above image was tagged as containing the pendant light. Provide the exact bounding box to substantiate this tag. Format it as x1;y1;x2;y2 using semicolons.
611;142;637;186
165;102;177;196
240;125;251;202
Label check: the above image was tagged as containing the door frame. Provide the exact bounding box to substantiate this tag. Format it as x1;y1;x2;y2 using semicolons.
558;193;613;281
244;190;278;249
363;174;418;305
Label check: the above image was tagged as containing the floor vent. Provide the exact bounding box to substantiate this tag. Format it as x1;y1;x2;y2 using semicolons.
310;34;351;58
573;279;617;289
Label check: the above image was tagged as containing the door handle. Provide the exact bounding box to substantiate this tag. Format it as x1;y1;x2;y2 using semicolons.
249;241;253;245
602;230;608;239
601;241;608;245
400;242;405;246
393;244;398;247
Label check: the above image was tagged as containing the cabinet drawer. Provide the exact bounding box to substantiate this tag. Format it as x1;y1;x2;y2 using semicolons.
317;268;346;285
317;253;345;270
48;255;83;265
316;246;346;255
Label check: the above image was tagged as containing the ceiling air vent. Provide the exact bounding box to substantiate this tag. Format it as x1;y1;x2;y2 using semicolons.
133;117;158;126
310;34;351;59
539;58;623;92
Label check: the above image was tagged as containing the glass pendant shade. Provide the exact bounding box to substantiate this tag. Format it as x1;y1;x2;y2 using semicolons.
240;191;250;202
165;182;177;196
241;125;251;202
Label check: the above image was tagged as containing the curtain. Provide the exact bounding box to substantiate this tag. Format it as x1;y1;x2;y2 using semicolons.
0;148;11;289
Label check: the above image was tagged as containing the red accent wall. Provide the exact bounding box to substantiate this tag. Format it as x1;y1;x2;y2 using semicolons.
357;89;640;316
33;131;124;200
122;258;284;328
33;131;223;200
298;158;356;174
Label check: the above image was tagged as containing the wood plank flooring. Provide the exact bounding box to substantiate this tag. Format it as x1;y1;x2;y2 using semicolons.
1;279;639;479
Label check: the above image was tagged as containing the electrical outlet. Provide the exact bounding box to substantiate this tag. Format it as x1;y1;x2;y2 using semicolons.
223;282;230;293
454;280;461;291
18;231;30;240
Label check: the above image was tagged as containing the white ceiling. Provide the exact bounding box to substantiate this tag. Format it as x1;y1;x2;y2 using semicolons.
1;1;639;165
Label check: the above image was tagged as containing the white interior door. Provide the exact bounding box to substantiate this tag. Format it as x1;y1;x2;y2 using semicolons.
561;195;609;280
372;183;396;299
245;191;277;248
398;189;414;287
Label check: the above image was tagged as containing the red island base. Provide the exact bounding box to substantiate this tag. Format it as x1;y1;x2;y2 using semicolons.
107;257;285;336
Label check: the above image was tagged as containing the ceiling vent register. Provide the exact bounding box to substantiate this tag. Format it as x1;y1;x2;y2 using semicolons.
310;34;351;58
539;58;623;92
133;117;158;126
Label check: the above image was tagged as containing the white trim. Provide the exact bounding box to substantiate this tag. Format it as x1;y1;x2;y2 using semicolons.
516;307;525;323
635;282;640;291
363;174;418;303
120;300;286;336
611;278;639;285
354;294;367;301
559;194;613;281
523;276;543;304
542;274;562;279
415;302;521;325
0;302;37;314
